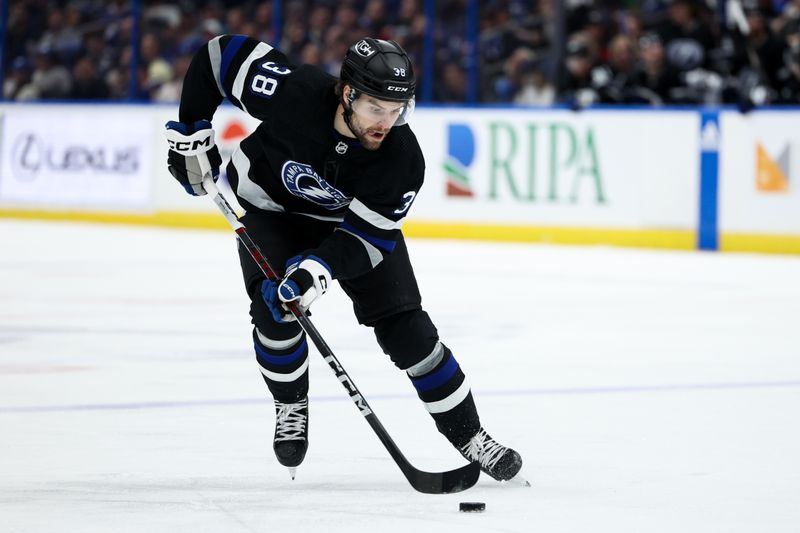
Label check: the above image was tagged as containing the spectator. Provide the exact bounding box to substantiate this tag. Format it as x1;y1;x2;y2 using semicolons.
252;1;275;44
320;25;350;76
590;34;641;103
776;43;800;102
30;44;71;99
581;9;613;62
738;3;787;89
307;5;333;46
333;4;361;36
360;0;389;36
492;46;545;102
773;0;800;37
479;4;519;80
632;32;684;104
141;33;173;91
513;14;549;53
106;45;148;101
225;7;246;35
69;57;109;100
435;61;468;102
152;54;192;103
558;36;598;106
390;0;425;72
299;42;324;66
5;2;44;62
83;31;116;80
38;8;82;62
513;59;555;105
3;57;39;101
619;10;645;45
281;20;310;63
657;0;716;72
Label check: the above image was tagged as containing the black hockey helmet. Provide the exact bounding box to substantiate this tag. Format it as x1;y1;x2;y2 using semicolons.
341;38;416;102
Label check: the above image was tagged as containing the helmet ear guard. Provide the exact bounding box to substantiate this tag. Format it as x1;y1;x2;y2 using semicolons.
346;86;357;105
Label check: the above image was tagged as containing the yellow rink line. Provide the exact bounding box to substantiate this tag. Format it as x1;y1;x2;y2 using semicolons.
1;209;799;255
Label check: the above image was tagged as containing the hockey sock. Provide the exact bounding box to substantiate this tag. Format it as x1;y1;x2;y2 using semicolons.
406;342;481;448
253;327;309;402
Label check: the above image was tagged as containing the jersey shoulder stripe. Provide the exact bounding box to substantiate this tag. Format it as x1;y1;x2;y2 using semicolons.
220;35;248;95
207;37;225;97
206;35;292;120
231;42;274;114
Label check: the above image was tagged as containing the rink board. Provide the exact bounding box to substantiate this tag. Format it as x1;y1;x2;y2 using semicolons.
0;103;798;254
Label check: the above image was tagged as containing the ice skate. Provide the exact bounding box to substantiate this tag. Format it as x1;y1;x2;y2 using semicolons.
459;428;528;484
273;397;308;478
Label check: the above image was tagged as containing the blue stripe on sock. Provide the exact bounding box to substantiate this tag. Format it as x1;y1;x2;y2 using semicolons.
410;354;458;393
254;339;307;366
220;35;247;94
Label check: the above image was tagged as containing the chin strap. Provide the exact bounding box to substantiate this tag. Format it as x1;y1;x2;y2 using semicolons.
341;88;359;138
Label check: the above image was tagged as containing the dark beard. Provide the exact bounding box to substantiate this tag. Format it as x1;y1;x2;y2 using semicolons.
345;106;387;151
355;129;384;151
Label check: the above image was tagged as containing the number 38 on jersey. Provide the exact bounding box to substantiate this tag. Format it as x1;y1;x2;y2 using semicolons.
250;61;292;98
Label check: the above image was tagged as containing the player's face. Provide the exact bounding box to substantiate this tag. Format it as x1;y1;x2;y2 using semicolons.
348;95;407;150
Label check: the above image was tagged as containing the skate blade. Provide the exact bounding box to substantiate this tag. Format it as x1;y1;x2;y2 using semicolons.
288;467;297;480
506;473;531;487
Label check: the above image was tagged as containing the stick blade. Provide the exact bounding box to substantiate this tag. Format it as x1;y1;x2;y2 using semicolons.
402;461;481;494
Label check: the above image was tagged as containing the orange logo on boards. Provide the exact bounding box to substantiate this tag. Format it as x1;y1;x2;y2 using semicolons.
755;143;790;193
222;121;249;141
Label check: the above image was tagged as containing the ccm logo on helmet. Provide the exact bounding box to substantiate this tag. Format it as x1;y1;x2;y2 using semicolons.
387;86;408;92
354;40;375;57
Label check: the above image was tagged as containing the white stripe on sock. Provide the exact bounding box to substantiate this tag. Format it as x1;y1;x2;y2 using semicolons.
256;328;303;351
258;357;308;383
424;380;471;414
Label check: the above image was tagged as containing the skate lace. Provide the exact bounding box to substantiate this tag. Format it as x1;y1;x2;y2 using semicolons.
460;429;507;472
274;399;307;442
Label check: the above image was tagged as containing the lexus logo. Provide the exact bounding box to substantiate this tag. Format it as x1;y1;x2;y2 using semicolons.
11;132;140;181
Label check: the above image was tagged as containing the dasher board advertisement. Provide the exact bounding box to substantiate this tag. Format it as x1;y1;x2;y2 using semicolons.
0;106;154;210
410;108;699;230
719;112;800;234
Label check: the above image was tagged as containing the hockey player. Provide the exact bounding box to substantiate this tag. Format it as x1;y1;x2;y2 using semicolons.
165;36;523;483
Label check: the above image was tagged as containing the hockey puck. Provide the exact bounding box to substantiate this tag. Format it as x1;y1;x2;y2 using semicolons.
459;502;486;513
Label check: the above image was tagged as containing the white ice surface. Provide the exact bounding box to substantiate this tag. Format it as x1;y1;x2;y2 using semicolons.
1;220;799;533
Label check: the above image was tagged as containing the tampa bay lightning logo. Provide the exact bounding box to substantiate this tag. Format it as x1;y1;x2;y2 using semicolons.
281;160;351;210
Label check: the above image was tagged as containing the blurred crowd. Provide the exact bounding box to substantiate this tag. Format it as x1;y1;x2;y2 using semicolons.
3;0;800;106
548;0;800;107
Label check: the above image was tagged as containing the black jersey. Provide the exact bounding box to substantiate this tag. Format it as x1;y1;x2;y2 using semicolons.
177;35;425;281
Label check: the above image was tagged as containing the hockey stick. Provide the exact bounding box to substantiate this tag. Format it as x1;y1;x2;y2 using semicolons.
201;175;480;494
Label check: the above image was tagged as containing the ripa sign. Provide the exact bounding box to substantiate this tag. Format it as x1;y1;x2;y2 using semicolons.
410;109;699;229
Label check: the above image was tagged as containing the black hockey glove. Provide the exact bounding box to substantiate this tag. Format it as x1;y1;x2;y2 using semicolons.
165;120;222;196
261;255;333;322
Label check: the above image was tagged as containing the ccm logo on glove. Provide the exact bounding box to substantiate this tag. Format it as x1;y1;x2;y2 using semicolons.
165;120;222;196
167;135;213;153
